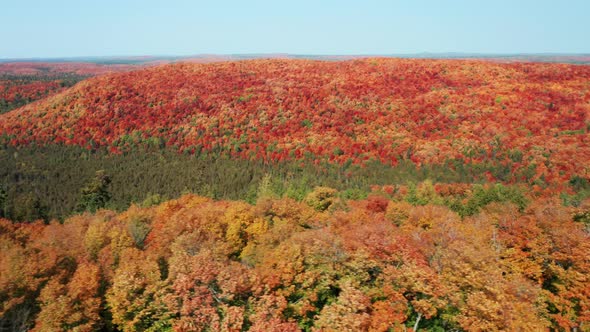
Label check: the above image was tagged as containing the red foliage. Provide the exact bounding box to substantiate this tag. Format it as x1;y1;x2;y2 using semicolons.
1;59;589;187
366;195;390;213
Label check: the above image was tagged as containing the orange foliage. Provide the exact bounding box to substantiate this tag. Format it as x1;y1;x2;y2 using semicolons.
1;193;589;331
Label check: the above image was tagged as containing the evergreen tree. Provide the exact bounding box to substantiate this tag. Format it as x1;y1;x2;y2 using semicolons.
6;191;48;222
0;185;7;218
76;170;112;213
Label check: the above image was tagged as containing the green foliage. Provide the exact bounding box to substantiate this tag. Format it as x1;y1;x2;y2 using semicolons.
560;175;590;207
128;215;152;249
4;191;48;222
455;184;528;217
560;129;585;136
236;94;253;103
573;209;590;225
256;173;275;202
0;184;6;218
76;170;112;213
301;119;313;128
508;149;524;163
140;193;166;208
333;147;344;156
570;175;590;192
340;188;368;200
0;145;539;222
406;180;443;206
561;192;590;207
284;181;312;201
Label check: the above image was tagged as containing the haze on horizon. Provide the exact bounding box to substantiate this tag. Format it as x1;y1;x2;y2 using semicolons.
2;0;589;59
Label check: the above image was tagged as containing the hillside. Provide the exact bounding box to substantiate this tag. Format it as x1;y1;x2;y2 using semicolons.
1;59;589;222
0;62;147;114
1;59;588;187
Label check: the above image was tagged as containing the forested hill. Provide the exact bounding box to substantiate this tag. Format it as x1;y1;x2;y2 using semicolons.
0;61;144;114
1;58;588;187
1;59;589;331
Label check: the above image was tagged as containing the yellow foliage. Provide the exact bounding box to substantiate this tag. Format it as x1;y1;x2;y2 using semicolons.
224;202;267;254
304;187;338;212
385;201;412;225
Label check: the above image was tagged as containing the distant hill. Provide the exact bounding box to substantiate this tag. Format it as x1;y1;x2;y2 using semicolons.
1;58;589;187
0;61;146;75
2;53;590;64
0;61;148;114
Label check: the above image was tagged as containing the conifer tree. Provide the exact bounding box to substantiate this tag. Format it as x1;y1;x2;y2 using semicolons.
76;170;112;213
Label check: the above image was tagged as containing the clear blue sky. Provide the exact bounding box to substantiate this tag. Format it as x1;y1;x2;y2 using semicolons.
2;0;589;58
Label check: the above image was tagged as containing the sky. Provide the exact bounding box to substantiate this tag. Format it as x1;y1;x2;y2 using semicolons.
2;0;589;58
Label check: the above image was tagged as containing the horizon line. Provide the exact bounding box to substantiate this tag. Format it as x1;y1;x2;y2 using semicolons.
2;52;590;62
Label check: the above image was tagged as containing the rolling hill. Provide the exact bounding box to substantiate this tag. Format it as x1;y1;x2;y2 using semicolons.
0;61;147;114
1;58;588;187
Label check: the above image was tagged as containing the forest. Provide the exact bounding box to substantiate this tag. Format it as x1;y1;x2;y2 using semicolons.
1;59;588;189
0;61;146;114
0;58;589;331
1;143;565;222
1;189;590;331
1;58;588;221
0;73;89;114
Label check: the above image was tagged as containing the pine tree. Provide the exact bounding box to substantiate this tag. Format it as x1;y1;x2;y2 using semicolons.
0;185;6;218
76;170;112;213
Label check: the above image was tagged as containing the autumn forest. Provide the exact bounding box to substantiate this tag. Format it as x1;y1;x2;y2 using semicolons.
0;58;589;331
